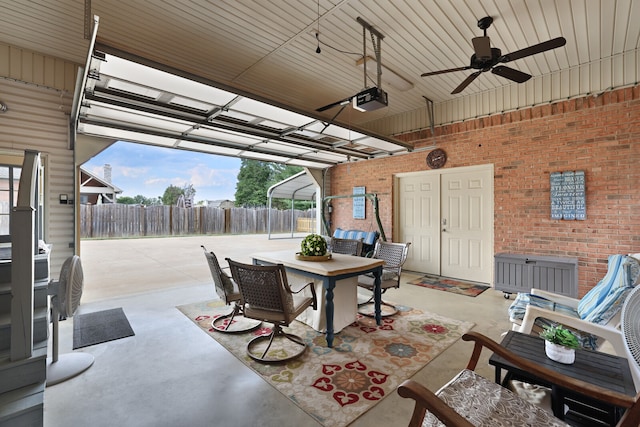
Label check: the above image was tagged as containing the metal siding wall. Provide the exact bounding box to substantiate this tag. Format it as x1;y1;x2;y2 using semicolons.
0;41;78;92
0;79;75;276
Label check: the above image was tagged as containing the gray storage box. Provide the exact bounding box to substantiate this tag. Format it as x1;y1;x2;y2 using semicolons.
494;253;578;298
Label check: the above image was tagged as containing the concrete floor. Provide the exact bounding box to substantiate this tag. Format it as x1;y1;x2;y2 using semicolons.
43;234;514;427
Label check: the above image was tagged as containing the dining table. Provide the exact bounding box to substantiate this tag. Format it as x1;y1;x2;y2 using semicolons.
251;250;384;347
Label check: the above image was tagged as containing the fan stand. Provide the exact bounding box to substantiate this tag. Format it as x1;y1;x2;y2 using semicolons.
46;302;94;386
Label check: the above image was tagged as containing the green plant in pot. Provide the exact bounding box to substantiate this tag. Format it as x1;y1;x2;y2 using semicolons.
540;324;579;364
300;234;328;256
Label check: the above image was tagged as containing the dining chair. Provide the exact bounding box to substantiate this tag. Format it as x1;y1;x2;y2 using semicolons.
330;237;363;256
226;258;317;363
357;240;411;317
201;245;261;333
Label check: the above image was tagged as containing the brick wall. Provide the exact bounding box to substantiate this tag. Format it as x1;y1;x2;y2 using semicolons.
329;85;640;296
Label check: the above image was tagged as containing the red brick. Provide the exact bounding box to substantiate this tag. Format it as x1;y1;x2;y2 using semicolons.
329;85;640;297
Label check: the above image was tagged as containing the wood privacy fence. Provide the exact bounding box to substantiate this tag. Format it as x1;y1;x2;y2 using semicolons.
80;204;317;238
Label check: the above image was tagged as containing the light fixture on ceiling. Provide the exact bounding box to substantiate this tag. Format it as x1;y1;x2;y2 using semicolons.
355;56;414;92
0;101;7;113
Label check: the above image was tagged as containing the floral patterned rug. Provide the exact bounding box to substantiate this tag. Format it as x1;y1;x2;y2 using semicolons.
177;300;474;427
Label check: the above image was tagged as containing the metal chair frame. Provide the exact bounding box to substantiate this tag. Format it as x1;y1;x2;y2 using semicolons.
330;237;363;256
358;240;411;317
226;258;317;363
201;245;260;333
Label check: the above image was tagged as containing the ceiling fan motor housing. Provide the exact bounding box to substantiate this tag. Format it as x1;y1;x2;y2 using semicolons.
470;48;502;70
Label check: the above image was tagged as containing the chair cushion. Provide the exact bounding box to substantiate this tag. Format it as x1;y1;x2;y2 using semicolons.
358;269;399;290
421;369;570;427
508;293;578;321
577;255;639;324
508;293;597;349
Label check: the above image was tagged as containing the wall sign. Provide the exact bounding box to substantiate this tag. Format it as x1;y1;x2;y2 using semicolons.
551;170;586;220
353;186;365;219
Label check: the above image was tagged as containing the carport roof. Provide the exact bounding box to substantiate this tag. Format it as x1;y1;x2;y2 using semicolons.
75;44;413;170
267;171;317;201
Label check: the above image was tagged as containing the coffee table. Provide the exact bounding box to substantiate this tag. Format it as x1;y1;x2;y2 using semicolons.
489;331;636;426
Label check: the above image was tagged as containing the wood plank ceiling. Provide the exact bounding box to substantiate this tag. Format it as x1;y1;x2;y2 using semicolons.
2;0;639;141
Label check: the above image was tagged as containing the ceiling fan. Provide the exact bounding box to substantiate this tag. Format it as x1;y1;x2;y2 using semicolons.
316;17;389;114
421;16;566;94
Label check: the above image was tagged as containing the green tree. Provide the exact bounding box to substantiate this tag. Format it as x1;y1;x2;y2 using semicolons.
117;195;161;206
117;196;136;204
161;185;184;205
161;184;197;205
234;160;309;209
234;160;273;207
271;164;303;183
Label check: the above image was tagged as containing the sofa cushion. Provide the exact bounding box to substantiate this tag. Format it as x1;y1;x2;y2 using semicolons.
333;228;379;246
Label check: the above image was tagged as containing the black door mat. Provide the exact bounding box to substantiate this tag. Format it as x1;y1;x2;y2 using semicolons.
73;307;135;349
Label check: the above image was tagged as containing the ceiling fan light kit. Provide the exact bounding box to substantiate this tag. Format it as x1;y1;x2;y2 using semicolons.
421;16;566;94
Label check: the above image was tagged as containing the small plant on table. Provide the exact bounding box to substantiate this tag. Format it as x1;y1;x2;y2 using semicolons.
540;324;579;364
539;324;580;349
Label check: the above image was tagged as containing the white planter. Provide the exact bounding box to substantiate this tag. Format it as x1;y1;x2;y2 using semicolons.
545;340;575;364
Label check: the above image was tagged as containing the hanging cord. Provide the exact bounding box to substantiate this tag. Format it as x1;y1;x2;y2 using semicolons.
316;35;361;56
315;0;321;53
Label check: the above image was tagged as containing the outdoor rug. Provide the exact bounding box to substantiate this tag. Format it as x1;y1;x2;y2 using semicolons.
409;274;490;297
73;307;135;349
178;300;474;427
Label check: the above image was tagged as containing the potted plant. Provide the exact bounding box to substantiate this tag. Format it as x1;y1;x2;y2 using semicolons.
540;324;580;364
297;234;330;261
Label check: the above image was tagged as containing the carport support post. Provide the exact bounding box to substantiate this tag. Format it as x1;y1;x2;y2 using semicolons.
315;189;323;235
290;197;294;238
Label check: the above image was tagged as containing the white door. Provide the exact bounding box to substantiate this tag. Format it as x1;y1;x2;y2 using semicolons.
398;174;440;272
440;168;493;283
396;165;493;283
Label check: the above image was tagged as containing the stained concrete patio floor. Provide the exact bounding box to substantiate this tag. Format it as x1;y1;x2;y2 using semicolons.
43;234;513;427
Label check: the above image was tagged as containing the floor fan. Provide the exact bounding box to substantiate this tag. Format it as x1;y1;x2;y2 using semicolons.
46;255;94;386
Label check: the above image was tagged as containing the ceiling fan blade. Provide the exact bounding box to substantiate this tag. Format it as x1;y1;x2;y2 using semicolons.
421;66;471;77
316;95;353;112
472;36;492;60
492;66;532;83
500;37;567;63
451;71;482;94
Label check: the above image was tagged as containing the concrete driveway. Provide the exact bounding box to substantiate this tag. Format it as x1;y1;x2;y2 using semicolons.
79;233;305;303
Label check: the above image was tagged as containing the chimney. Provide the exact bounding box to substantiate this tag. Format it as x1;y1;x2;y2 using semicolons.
104;164;112;183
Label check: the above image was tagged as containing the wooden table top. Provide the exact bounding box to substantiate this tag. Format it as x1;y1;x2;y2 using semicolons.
251;250;384;277
490;331;636;396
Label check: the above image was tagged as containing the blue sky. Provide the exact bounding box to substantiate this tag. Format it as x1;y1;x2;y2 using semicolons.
82;141;241;202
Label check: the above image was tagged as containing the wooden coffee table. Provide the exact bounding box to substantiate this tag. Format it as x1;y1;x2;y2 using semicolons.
489;331;636;426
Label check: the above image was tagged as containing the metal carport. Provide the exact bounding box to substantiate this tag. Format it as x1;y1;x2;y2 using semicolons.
267;169;323;239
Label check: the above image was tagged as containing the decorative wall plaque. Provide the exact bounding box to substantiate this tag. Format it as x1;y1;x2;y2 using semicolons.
550;170;585;220
353;186;365;219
